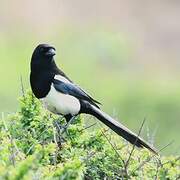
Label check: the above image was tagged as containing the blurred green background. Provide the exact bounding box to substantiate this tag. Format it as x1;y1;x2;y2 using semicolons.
1;0;180;154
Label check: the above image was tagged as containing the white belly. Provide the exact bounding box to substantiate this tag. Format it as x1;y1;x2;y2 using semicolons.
41;85;80;116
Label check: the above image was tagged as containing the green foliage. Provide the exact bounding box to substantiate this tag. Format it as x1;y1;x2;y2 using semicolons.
0;91;179;179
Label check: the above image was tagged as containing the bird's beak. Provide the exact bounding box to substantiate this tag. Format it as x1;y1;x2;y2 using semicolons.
46;48;56;57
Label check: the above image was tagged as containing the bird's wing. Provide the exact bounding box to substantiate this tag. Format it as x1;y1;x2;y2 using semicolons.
53;78;101;108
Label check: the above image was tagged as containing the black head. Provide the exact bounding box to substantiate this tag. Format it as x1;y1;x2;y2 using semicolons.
31;44;56;70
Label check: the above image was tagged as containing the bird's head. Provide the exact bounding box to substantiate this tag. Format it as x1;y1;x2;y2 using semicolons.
31;44;56;70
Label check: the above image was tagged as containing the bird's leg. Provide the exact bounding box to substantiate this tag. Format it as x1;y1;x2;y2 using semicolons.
53;116;66;143
61;116;77;135
54;117;63;134
65;116;76;128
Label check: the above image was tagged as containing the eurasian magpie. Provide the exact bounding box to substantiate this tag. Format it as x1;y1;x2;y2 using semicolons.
30;44;157;154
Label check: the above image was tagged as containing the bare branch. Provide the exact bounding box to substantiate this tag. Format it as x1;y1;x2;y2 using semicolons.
131;140;174;174
162;156;180;166
100;128;126;166
154;158;162;180
79;123;97;133
20;75;25;98
2;113;24;163
125;118;146;169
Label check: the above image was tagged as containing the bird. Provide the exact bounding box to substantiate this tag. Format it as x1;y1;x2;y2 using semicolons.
30;43;157;154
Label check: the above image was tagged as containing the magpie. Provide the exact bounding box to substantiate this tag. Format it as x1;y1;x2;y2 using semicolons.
30;44;157;154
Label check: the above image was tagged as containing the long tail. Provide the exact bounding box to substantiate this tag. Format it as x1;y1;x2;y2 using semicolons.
88;105;158;154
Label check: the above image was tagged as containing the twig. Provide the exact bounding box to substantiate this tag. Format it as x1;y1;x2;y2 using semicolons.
20;75;25;98
151;125;158;145
26;144;35;155
53;117;67;146
82;151;97;164
146;125;158;145
79;123;97;133
125;118;146;169
2;113;23;163
54;120;62;134
9;137;15;167
82;128;110;165
26;128;48;155
100;128;126;166
162;156;180;166
154;159;161;180
131;140;174;174
101;128;128;179
113;144;127;151
52;125;58;167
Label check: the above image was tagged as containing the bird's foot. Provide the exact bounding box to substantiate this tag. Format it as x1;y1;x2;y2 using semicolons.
53;116;77;144
61;116;76;135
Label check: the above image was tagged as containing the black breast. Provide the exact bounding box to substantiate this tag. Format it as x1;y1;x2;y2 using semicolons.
30;71;54;99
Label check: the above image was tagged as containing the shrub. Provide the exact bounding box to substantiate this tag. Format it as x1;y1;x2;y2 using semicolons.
0;90;179;179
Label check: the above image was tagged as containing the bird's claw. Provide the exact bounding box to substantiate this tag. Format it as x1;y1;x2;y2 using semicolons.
54;116;76;137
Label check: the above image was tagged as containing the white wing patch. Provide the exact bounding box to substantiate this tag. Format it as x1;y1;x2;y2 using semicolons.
42;85;80;116
54;75;71;83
